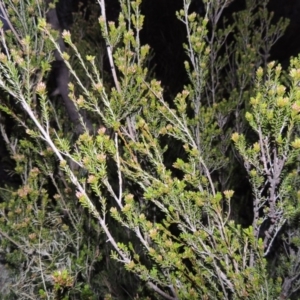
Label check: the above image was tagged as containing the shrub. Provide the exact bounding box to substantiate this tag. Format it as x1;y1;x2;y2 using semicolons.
0;0;299;299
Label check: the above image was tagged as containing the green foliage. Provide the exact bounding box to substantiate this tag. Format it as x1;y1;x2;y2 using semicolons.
233;58;300;299
0;0;299;299
0;133;104;299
